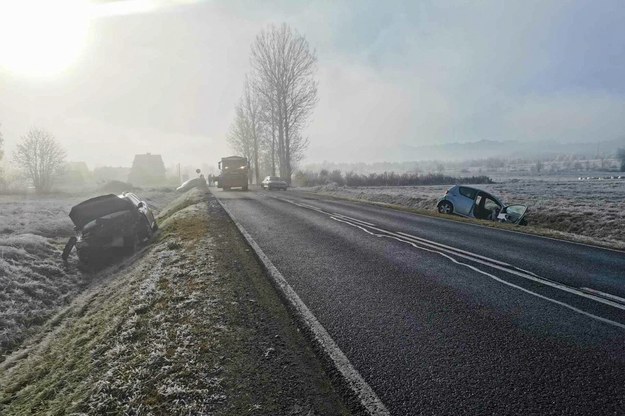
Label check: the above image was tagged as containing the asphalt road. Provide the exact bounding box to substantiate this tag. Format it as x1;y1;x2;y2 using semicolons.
213;188;625;415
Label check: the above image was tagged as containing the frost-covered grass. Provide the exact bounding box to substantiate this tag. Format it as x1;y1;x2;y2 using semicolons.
300;176;625;249
0;190;179;359
0;188;349;415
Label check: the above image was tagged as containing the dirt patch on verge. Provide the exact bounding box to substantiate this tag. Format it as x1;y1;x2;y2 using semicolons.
0;188;349;415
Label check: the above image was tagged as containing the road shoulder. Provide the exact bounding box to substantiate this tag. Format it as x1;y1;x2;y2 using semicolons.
0;188;350;415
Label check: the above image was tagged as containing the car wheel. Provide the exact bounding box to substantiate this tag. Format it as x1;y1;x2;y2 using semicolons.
438;201;454;214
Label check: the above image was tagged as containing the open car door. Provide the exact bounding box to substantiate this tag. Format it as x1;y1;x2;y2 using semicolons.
497;205;528;225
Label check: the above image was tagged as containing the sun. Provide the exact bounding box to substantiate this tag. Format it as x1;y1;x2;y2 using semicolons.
0;0;91;77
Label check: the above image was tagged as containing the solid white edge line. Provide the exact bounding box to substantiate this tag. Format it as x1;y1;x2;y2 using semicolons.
280;196;625;312
331;216;625;330
299;189;625;254
214;193;390;416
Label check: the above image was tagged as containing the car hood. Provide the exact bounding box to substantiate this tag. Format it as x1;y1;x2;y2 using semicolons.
69;194;135;229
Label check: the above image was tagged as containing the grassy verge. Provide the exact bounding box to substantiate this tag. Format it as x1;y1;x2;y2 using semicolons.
0;188;350;415
297;189;625;252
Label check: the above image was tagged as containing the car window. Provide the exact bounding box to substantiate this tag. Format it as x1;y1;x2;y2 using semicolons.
459;187;477;199
484;197;501;211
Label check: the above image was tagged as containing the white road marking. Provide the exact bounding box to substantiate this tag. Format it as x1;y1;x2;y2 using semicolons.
331;216;625;331
581;287;625;305
274;195;625;329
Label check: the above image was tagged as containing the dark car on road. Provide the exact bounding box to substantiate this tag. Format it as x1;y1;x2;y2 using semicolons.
436;185;528;225
63;192;158;263
261;176;288;190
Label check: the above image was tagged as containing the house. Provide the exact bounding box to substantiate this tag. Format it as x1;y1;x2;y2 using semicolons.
128;153;166;186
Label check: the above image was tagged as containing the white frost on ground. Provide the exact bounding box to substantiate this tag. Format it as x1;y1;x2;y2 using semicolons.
0;191;179;359
300;175;625;247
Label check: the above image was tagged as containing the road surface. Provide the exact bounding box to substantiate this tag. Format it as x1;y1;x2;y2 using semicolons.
214;188;625;415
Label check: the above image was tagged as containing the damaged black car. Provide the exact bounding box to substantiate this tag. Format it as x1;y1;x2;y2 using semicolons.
62;192;158;263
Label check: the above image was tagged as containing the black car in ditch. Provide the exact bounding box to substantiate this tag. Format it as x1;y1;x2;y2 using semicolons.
62;192;158;263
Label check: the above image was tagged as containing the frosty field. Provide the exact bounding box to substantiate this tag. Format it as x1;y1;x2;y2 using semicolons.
0;190;179;359
301;174;625;249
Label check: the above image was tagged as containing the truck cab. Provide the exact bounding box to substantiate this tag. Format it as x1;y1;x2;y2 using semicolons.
218;156;250;191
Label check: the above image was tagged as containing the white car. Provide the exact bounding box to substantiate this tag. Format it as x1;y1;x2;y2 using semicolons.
436;185;528;225
261;176;288;190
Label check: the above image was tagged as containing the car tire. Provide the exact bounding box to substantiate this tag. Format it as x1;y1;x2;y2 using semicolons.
437;201;454;215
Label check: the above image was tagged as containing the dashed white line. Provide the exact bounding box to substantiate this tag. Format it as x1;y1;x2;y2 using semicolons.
274;195;625;329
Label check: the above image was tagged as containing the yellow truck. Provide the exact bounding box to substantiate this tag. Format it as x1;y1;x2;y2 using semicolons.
217;156;249;191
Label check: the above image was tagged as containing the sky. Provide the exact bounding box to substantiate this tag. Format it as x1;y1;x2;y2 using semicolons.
1;0;624;169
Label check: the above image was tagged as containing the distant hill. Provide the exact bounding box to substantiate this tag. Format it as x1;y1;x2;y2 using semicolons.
380;138;625;161
303;138;625;173
308;138;625;167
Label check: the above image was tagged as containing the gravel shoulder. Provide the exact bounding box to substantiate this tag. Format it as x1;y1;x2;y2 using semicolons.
0;188;350;415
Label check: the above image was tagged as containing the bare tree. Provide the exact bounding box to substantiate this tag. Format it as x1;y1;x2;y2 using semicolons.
250;23;317;183
227;78;265;184
13;128;66;193
241;77;263;184
227;101;255;182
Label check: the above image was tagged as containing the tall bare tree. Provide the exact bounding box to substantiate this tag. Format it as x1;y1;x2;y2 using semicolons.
227;104;254;166
227;77;264;184
250;23;317;183
13;128;66;193
241;77;263;184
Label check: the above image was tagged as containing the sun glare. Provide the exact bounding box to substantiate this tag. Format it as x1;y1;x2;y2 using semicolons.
0;0;90;77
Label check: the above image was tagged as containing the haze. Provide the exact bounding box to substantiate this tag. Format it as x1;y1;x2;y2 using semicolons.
1;0;624;168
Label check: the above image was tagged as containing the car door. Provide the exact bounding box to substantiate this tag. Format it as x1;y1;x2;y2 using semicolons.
455;186;478;216
500;205;528;224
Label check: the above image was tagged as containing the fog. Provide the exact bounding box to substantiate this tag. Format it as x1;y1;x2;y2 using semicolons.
1;0;624;169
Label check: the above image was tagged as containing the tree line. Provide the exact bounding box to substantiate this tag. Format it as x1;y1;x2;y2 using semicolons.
294;169;494;187
227;23;318;185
